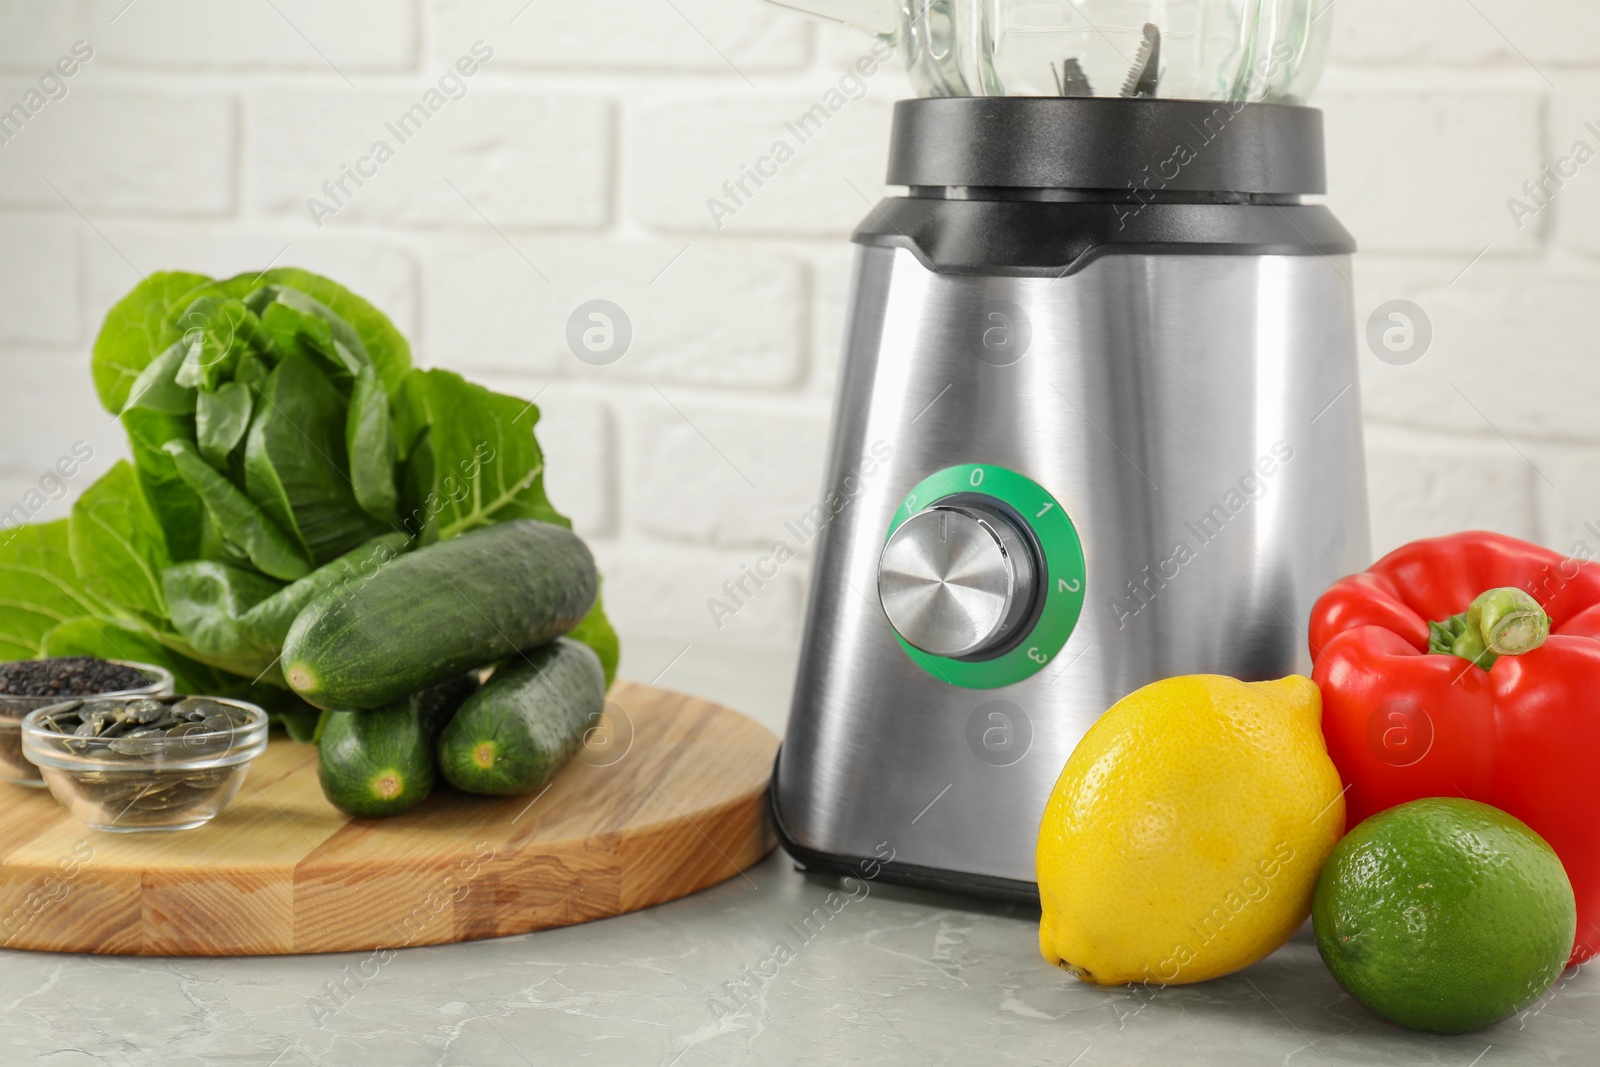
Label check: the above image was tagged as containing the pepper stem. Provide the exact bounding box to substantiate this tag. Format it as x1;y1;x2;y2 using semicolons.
1428;587;1550;670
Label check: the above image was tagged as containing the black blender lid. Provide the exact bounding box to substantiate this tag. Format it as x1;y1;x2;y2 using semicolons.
886;97;1327;197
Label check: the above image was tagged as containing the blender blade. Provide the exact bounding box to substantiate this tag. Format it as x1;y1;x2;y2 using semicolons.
1120;22;1161;98
1052;58;1095;97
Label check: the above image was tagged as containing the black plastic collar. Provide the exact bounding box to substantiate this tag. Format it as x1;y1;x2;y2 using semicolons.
887;97;1328;196
853;197;1356;277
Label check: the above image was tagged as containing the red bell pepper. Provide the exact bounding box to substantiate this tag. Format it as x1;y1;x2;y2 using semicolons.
1309;530;1600;965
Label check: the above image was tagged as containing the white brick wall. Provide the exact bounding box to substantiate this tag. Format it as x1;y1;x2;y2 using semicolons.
0;85;235;214
1332;0;1600;67
0;3;73;68
1355;257;1600;442
630;93;895;234
1365;429;1542;552
433;0;810;72
2;1;1598;671
0;218;79;344
1321;89;1544;253
626;401;829;547
81;0;417;71
422;237;806;384
252;90;613;228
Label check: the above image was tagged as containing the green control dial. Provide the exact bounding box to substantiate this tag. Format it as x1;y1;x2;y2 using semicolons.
881;464;1085;689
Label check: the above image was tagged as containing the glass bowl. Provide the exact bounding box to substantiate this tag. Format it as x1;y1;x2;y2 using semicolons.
22;695;267;833
0;660;174;787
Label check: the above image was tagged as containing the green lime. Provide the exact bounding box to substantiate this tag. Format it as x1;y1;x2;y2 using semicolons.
1313;798;1575;1034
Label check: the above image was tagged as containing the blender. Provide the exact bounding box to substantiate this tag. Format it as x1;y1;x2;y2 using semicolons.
766;0;1367;899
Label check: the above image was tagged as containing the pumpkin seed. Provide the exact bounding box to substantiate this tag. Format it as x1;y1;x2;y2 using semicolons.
29;694;256;825
116;699;168;725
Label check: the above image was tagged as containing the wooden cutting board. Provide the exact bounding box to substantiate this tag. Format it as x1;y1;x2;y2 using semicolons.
0;682;778;956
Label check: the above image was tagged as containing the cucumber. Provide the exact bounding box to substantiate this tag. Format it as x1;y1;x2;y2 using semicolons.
244;531;410;649
438;639;605;796
283;520;597;710
318;673;479;818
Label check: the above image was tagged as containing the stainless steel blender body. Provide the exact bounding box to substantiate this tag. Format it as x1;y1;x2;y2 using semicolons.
773;98;1369;897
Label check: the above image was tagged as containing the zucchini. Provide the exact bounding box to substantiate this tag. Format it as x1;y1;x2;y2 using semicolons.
318;673;479;817
438;639;605;796
283;520;598;709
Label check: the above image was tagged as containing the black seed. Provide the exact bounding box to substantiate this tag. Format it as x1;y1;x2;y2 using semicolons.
0;657;149;698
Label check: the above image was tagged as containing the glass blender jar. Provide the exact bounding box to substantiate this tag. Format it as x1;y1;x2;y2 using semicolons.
764;0;1330;101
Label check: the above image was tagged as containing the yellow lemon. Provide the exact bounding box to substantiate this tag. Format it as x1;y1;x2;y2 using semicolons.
1037;674;1345;986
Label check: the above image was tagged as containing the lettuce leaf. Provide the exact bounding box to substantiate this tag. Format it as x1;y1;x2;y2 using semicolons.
244;352;388;563
0;521;102;660
212;269;408;396
394;369;564;542
67;461;170;626
569;594;620;689
91;272;212;414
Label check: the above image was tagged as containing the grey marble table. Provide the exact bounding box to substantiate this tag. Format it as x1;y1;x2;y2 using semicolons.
1;644;1593;1066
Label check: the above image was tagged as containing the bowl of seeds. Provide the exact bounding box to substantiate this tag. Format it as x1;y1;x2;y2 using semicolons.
21;695;267;832
0;658;175;787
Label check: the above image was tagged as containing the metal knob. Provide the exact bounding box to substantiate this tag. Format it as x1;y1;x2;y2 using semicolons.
877;504;1037;658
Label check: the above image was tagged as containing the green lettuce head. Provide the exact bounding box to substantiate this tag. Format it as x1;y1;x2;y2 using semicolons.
0;268;617;741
